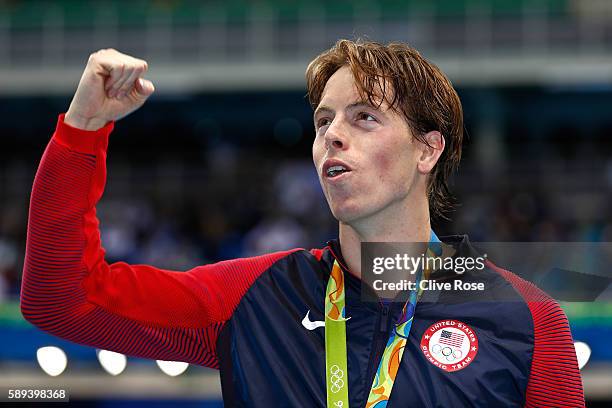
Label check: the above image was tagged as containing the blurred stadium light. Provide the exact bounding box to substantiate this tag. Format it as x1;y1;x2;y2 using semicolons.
575;341;592;370
97;349;127;376
36;346;67;377
156;360;189;377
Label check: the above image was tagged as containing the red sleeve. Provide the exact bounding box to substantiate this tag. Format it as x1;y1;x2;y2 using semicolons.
20;114;297;368
489;262;585;408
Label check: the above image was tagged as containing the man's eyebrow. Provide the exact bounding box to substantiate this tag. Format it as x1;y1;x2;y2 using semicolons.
313;105;333;118
313;100;380;118
346;100;380;111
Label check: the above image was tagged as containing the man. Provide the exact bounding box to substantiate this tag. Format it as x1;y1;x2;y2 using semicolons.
21;41;584;407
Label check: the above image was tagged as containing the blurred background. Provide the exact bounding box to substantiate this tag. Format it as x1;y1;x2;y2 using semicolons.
0;0;611;406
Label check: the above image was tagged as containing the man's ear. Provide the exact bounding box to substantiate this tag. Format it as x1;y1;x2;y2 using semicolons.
417;131;445;174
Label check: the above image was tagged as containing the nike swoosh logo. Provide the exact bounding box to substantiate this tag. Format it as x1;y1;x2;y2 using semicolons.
301;310;325;330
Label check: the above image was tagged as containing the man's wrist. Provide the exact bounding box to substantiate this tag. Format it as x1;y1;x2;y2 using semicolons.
64;112;109;131
54;113;114;154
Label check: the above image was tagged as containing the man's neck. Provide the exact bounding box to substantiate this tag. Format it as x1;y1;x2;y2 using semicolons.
339;198;431;279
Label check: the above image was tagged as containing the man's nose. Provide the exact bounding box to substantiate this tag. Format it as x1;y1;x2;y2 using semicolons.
324;118;349;150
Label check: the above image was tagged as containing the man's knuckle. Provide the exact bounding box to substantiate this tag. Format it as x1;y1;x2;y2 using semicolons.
88;50;102;61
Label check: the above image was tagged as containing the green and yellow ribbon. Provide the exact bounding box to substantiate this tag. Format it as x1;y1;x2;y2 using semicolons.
325;233;442;407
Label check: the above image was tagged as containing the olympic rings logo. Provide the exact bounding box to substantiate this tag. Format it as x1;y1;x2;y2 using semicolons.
431;343;462;362
329;364;345;394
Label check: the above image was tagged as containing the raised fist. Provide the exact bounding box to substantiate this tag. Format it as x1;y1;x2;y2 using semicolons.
64;49;155;131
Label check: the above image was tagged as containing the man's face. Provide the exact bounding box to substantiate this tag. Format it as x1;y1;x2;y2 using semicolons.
312;66;422;224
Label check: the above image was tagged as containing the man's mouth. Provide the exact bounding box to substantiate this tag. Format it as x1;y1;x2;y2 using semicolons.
323;160;352;179
326;165;349;178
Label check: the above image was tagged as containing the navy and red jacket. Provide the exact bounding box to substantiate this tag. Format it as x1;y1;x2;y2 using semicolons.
21;115;585;407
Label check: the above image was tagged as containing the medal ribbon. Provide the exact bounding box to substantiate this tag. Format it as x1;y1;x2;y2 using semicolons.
325;232;442;408
325;260;350;408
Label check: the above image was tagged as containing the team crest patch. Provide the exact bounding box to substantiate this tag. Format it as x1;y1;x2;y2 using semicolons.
420;320;478;372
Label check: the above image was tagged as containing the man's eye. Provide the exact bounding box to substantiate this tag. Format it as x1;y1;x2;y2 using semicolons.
357;112;377;122
317;118;331;129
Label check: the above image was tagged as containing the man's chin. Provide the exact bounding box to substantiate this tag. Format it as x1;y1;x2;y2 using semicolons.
330;205;367;225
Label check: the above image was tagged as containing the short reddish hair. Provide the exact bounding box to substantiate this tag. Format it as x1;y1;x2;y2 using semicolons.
306;39;464;219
